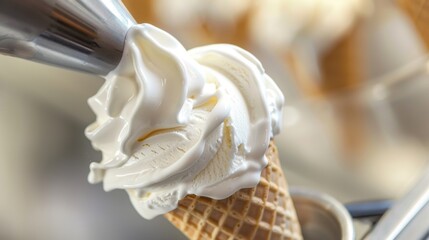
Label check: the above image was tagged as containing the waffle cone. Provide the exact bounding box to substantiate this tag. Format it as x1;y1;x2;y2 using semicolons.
164;141;302;240
397;0;429;49
319;25;364;95
284;25;364;98
122;0;157;24
319;26;366;158
284;52;324;97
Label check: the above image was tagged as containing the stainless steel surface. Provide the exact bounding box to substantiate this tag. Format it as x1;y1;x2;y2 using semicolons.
290;188;355;240
0;0;136;75
367;167;429;240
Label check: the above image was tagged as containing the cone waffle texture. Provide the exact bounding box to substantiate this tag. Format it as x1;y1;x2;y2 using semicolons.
397;0;429;48
164;141;302;240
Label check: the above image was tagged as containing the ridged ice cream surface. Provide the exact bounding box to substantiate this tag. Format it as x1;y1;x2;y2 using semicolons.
85;24;284;219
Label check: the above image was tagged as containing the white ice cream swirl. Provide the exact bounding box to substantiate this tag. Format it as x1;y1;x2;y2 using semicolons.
85;24;284;219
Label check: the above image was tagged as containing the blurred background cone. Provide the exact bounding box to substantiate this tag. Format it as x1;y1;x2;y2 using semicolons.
123;0;254;48
122;0;157;25
320;25;366;161
285;24;367;162
397;0;429;49
319;25;365;95
165;142;302;240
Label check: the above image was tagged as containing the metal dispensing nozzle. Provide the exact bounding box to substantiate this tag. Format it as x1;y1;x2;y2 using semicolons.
0;0;136;75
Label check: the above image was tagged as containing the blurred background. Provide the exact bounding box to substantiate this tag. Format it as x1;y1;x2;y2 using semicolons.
1;0;429;239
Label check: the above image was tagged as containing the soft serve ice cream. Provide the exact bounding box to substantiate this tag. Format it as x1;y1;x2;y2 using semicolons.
250;0;372;53
250;0;372;80
85;24;284;219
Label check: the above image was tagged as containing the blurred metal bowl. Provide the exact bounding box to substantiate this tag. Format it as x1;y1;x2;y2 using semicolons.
290;188;355;240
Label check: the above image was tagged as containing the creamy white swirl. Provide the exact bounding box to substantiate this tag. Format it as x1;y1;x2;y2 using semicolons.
85;24;284;219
